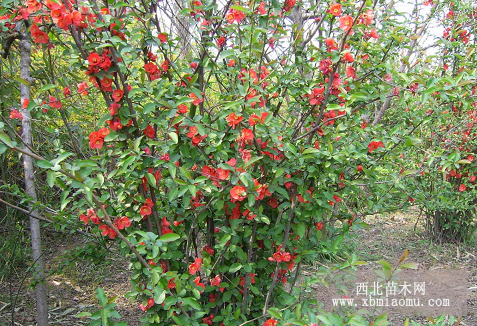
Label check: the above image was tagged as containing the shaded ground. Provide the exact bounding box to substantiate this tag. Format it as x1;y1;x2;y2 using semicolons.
0;208;475;325
0;232;145;325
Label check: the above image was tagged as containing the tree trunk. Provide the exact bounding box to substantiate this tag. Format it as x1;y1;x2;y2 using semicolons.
20;28;49;326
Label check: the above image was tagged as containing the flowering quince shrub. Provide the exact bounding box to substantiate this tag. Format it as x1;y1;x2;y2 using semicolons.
0;0;476;325
397;1;477;243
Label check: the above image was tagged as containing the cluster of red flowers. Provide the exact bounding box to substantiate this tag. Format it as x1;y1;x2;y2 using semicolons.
144;60;169;81
89;128;110;149
226;7;245;24
139;298;155;311
236;128;254;147
139;198;154;218
186;125;207;146
201;165;230;186
189;257;203;275
268;245;292;262
283;0;296;12
80;208;100;225
368;140;384;153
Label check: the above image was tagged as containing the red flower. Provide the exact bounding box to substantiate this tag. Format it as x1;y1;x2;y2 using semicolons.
168;278;176;289
202;245;215;256
459;184;466;192
339;15;353;32
157;33;167;43
248;112;268;126
193;276;205;289
346;66;356;79
48;95;62;109
263;318;277;326
114;216;131;230
230;186;247;202
210;275;221;287
357;165;363;172
202;314;214;325
144;62;159;74
216;168;230;180
78;82;88;96
216;36;226;47
309;87;325;105
189;258;202;275
329;3;342;16
315;222;323;230
369;28;379;39
88;52;101;66
112;89;124;102
267;197;278;208
10;109;23;120
189;92;203;106
226;113;243;129
140;205;152;217
89;131;104;149
368;141;384;153
177;104;188;114
30;24;49;44
343;52;354;63
99;224;117;239
143;125;155;139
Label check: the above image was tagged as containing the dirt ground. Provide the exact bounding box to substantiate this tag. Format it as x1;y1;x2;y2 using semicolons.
0;208;475;325
349;208;477;325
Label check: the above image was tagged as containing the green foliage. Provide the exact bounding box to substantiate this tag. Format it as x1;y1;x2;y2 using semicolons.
77;287;128;326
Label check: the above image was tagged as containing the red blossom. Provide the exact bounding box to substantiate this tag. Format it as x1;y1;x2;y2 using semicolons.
263;319;277;326
157;33;167;43
339;15;353;32
226;113;243;129
193;276;205;289
189;258;202;275
78;82;88;96
230;186;247;202
143;125;155;139
329;3;342;16
368;141;384;153
210;275;221;287
112;89;124;102
10;109;23;120
189;92;203;106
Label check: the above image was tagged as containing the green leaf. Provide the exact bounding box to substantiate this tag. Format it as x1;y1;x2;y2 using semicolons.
146;173;157;188
377;260;392;271
218;234;231;248
96;287;107;307
0;132;13;148
267;308;282;319
302;148;320;155
399;262;418;270
169;132;178;144
46;170;56;187
152;271;160;285
143;103;155;114
230;4;248;12
274;168;285;178
37;160;53;169
182;297;201;310
37;84;57;93
154;289;166;305
219;49;235;61
159;233;180;242
244;156;262;167
229;263;242;273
